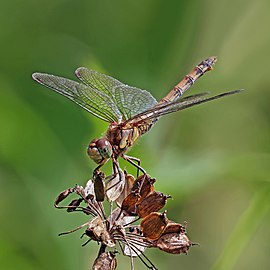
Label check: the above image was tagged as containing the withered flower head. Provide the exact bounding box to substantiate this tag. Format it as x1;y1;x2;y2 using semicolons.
156;232;193;254
54;170;195;270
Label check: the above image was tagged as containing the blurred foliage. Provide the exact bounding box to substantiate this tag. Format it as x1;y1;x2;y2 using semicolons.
0;0;270;269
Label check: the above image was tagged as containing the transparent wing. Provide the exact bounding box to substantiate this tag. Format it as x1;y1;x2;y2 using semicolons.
75;68;158;120
129;89;243;124
32;73;122;122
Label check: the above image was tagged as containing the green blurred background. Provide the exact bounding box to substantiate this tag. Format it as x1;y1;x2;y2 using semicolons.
0;0;269;269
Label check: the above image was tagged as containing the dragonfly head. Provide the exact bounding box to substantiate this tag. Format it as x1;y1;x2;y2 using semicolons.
87;138;113;164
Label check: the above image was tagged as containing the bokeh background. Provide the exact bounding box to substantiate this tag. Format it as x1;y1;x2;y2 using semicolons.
0;0;270;269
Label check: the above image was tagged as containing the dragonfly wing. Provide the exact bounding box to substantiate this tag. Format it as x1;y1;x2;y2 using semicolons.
75;68;121;98
114;85;157;120
131;89;243;123
76;68;157;120
32;73;122;122
150;92;210;111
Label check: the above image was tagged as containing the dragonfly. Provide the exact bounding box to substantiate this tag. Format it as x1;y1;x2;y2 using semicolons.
32;56;242;176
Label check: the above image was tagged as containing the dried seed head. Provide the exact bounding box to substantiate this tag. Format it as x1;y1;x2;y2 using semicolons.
156;232;192;254
137;191;171;218
131;174;156;202
55;169;194;269
141;212;168;240
85;217;115;248
121;191;140;216
92;251;117;270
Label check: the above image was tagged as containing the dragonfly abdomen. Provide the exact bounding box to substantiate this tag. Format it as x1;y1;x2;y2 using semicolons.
137;118;157;136
159;56;217;103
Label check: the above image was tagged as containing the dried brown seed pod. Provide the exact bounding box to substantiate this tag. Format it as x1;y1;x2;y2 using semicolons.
93;171;105;202
54;187;74;207
141;212;168;240
156;232;192;254
137;191;171;218
162;221;186;235
92;251;117;270
121;191;140;216
131;174;156;202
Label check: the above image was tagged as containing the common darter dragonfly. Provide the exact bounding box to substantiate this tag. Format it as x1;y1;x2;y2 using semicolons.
32;57;241;177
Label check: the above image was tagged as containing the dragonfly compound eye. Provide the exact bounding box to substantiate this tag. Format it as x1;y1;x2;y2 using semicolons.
87;138;112;163
95;138;113;158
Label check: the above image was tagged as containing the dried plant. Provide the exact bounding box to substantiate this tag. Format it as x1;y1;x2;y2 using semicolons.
54;171;194;269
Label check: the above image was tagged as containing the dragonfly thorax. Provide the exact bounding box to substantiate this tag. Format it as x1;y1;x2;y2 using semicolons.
87;138;113;164
106;123;140;156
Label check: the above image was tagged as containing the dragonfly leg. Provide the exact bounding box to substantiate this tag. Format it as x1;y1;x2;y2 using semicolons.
122;155;145;177
93;158;108;176
112;157;124;183
105;158;124;194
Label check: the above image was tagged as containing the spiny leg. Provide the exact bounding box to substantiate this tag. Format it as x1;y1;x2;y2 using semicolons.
93;158;108;176
105;158;124;192
122;154;146;177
